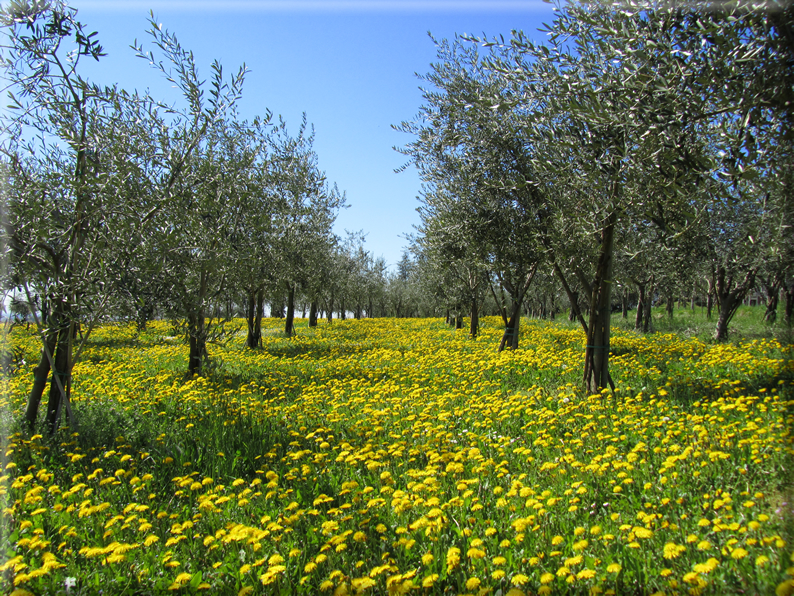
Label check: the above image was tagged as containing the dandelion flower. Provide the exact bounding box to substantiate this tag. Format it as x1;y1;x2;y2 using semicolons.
512;574;529;586
663;542;685;559
422;574;438;588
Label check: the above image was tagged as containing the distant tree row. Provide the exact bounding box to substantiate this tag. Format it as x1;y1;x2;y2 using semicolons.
395;0;793;392
3;0;792;433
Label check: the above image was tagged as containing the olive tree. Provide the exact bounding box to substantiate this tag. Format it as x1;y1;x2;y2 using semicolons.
269;119;345;336
397;37;551;350
1;2;250;429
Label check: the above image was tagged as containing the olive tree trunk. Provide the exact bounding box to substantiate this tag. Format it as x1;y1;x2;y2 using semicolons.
308;300;318;328
284;284;296;337
763;275;782;324
583;211;618;394
470;296;479;338
25;328;57;430
785;280;794;327
497;263;538;352
245;287;264;348
713;266;756;341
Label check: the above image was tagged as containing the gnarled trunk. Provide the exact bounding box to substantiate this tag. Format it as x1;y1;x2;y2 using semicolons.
713;266;756;341
25;328;57;430
497;264;538;352
763;276;782;324
45;316;73;435
583;211;617;394
498;300;522;351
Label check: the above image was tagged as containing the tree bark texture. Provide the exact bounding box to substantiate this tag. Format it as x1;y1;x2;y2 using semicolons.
583;211;617;394
187;310;207;377
45;319;73;434
245;288;264;348
25;330;57;430
553;261;587;334
713;266;756;341
764;289;779;323
763;276;782;323
568;291;579;322
498;300;522;352
497;264;538;352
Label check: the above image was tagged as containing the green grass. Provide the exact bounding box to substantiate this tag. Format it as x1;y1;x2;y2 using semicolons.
1;312;792;595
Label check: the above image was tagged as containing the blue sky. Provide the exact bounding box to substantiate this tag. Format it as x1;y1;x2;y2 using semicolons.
71;0;556;270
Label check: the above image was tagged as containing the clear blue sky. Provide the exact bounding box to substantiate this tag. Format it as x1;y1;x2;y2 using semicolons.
71;0;556;271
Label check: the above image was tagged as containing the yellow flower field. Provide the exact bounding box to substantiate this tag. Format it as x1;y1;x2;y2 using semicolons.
1;317;792;595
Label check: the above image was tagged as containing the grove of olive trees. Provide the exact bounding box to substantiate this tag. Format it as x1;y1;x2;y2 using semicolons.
1;1;349;431
3;0;791;434
397;0;792;392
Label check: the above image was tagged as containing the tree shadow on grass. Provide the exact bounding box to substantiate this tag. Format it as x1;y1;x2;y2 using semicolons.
664;367;794;408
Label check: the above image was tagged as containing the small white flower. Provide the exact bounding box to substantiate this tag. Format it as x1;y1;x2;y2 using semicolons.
239;549;246;562
65;577;77;593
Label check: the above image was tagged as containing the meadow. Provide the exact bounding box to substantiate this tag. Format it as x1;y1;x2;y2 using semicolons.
1;312;793;595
